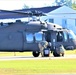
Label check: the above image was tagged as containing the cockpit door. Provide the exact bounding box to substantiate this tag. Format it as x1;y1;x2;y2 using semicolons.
56;31;68;46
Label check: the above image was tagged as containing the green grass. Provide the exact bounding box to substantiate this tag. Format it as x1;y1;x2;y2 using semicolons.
0;50;76;74
0;52;32;56
0;59;76;74
65;50;76;54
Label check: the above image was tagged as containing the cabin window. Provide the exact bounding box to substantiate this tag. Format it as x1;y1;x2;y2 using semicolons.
35;32;43;42
49;19;54;23
26;33;33;43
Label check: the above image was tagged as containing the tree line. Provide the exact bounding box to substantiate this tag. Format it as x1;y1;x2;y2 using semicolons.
23;0;76;10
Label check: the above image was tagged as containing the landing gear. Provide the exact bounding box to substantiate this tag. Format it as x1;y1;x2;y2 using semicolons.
32;51;40;57
53;51;65;57
53;51;60;57
61;53;64;57
41;48;50;57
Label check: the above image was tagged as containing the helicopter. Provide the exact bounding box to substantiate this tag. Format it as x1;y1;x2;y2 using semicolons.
0;10;76;57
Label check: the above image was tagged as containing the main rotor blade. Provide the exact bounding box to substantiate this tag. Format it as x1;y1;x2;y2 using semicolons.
0;9;46;16
48;13;76;15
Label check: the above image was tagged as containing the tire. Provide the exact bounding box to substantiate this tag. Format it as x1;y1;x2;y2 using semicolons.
32;51;40;57
53;51;60;57
62;53;64;57
43;49;50;57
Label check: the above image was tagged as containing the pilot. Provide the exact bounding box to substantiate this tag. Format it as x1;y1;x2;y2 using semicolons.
38;41;48;57
59;44;65;56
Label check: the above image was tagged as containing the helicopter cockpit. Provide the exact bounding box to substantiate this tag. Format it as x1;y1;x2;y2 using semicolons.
55;29;76;50
68;30;76;40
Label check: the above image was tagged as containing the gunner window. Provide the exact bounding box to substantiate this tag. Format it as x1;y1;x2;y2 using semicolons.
26;33;33;43
35;32;43;42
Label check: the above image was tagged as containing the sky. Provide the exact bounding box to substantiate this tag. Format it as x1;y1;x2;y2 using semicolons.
0;0;55;10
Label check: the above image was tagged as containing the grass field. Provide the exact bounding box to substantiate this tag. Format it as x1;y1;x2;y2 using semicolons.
0;50;76;74
0;59;76;74
0;52;32;56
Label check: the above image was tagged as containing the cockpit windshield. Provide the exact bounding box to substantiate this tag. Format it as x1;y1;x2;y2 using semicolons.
68;30;76;40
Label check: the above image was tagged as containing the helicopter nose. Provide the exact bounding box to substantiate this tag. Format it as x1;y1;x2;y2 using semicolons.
66;46;74;50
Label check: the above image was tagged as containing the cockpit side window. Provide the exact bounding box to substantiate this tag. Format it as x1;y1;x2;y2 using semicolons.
68;30;76;40
57;32;63;42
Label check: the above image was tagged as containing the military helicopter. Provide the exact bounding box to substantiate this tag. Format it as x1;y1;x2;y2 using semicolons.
0;10;76;57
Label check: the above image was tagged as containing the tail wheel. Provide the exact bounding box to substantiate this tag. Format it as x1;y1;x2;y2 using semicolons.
32;51;40;57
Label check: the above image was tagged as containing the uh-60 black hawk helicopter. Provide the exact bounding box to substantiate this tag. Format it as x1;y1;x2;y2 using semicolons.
0;10;76;57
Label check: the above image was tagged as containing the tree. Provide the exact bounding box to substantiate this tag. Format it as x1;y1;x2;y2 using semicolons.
72;1;76;10
22;4;29;9
55;0;76;10
55;0;72;7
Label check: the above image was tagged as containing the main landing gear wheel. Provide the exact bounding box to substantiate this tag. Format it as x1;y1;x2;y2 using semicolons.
53;51;60;57
32;51;40;57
